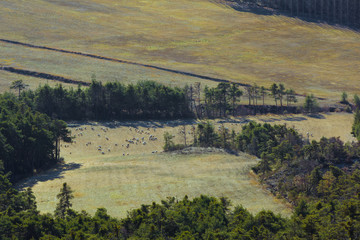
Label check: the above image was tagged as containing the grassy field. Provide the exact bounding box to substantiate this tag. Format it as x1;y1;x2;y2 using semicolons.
17;112;354;218
1;0;360;99
0;42;218;91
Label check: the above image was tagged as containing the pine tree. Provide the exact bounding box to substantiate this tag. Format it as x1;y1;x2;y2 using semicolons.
270;83;279;106
55;182;74;219
10;80;28;98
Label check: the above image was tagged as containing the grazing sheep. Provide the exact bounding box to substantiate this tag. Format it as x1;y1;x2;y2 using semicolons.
115;143;118;146
108;148;111;152
142;141;146;145
123;153;125;156
106;137;109;140
102;152;105;155
98;134;101;137
91;127;95;130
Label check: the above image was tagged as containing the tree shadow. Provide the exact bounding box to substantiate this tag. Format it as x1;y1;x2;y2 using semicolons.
283;116;307;121
258;117;281;122
15;162;82;190
307;113;326;119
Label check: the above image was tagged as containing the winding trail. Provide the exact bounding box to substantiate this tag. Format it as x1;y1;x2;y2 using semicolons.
0;38;250;87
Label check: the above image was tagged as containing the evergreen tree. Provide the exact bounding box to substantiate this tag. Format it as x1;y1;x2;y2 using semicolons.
270;83;279;106
341;91;348;104
278;83;286;107
260;86;266;106
55;182;74;219
229;83;243;116
10;80;28;98
354;94;360;110
163;132;175;151
303;94;318;113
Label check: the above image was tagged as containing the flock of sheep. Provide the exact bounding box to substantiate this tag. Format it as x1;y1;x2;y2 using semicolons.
63;125;160;156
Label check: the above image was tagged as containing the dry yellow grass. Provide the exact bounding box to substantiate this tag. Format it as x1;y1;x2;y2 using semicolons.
17;112;354;219
1;0;359;99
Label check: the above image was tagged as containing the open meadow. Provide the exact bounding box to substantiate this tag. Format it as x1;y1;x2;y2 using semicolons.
16;112;355;218
0;0;360;100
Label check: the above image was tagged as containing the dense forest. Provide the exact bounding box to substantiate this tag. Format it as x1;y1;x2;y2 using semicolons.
240;0;360;27
0;93;71;181
14;79;301;121
21;80;192;120
2;78;359;238
2;79;308;182
1;167;359;239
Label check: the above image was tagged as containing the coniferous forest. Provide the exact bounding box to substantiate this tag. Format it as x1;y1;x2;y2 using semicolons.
1;80;359;239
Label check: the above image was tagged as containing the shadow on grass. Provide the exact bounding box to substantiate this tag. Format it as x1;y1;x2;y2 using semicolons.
307;113;326;119
224;0;359;31
283;116;307;121
16;162;82;190
258;117;281;122
72;118;250;130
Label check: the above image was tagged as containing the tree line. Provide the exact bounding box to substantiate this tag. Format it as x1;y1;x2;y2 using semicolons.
0;93;71;181
13;79;304;121
164;119;360;238
1;167;360;239
188;82;299;118
241;0;360;27
19;79;192;121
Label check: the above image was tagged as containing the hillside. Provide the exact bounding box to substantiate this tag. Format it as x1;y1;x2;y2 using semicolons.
16;112;354;218
1;0;360;100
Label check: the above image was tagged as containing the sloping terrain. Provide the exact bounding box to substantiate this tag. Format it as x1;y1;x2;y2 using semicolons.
17;112;354;218
0;0;359;99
